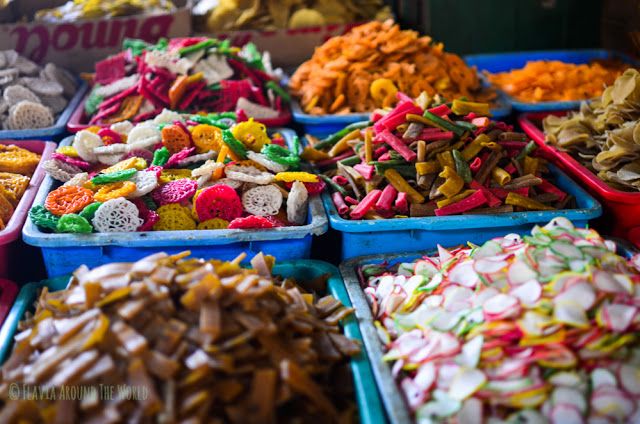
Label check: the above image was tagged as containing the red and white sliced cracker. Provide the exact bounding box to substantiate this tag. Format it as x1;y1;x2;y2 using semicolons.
43;159;83;182
62;172;90;187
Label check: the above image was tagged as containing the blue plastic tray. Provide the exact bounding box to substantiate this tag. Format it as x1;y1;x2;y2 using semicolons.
0;79;88;140
22;129;329;277
339;239;637;424
464;49;639;112
0;260;386;424
323;165;602;259
292;95;512;139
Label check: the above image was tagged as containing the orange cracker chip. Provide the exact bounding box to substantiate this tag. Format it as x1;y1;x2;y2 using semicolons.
0;172;30;201
0;145;41;175
0;191;14;224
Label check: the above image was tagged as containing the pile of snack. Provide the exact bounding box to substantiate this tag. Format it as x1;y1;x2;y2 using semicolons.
35;0;176;22
359;218;640;423
0;251;360;422
0;144;40;229
289;20;494;115
0;51;77;130
84;37;288;126
30;111;318;233
487;59;629;103
201;0;392;31
544;68;640;191
305;94;572;219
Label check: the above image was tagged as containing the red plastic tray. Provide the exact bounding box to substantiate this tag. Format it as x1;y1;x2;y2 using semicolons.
0;140;56;278
519;112;640;246
67;92;292;133
0;279;17;327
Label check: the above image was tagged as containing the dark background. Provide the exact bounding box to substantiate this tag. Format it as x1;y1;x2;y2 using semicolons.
389;0;633;56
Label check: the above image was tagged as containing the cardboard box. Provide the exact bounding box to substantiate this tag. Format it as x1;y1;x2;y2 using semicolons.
201;23;362;69
0;0;192;72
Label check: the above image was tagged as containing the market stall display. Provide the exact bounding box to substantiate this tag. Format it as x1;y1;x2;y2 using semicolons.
34;0;177;22
342;217;640;424
306;96;574;219
543;68;640;191
199;0;392;31
0;252;365;423
487;59;628;104
0;52;79;131
74;37;289;131
32;112;317;234
289;20;496;116
465;49;637;112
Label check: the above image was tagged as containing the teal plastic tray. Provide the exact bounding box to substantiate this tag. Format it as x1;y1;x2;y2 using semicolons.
0;260;386;424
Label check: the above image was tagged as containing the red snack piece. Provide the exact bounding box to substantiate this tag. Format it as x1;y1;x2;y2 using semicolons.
195;185;242;222
51;153;91;171
284;179;326;195
132;198;160;231
151;178;198;206
164;147;195;168
97;128;123;145
228;215;276;229
145;165;164;178
95;53;125;85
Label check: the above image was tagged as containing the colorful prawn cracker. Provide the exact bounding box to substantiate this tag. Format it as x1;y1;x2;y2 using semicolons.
194;185;242;222
151;178;198;205
228;215;276;229
92;198;143;232
154;204;196;231
197;218;229;230
289;20;494;114
93;181;136;202
56;214;93;234
44;186;94;216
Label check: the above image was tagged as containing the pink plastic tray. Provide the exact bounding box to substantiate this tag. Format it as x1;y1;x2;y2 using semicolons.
67;92;292;133
0;140;55;277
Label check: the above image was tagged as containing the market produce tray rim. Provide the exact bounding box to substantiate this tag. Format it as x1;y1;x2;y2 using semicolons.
22;129;329;248
464;49;640;112
0;259;386;424
321;164;602;232
0;78;88;140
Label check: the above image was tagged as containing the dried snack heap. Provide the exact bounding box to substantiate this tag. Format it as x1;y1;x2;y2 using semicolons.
0;51;77;130
544;68;640;191
202;0;391;31
289;20;494;115
31;111;319;233
488;60;629;103
85;37;288;126
358;218;640;423
0;252;360;422
305;94;572;219
0;144;40;229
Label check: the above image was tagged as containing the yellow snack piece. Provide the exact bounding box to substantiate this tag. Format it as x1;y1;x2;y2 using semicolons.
56;146;79;157
154;204;196;231
94;181;136;202
274;172;318;183
103;157;147;174
231;119;271;152
197;218;230;230
159;169;193;184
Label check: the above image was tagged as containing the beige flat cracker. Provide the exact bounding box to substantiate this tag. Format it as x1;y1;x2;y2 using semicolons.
8;101;54;130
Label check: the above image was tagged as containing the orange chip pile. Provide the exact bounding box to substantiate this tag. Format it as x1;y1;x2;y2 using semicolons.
289;20;494;114
487;59;630;103
0;145;41;229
